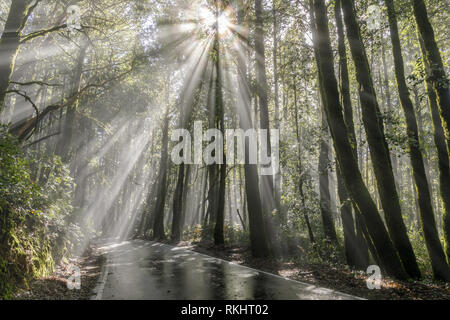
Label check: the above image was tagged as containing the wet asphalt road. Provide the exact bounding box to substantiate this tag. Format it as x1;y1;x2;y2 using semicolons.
92;240;361;300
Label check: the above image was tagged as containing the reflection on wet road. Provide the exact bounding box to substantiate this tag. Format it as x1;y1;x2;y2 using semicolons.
93;240;361;300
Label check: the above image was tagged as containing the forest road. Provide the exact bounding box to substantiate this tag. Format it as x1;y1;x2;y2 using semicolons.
91;240;362;300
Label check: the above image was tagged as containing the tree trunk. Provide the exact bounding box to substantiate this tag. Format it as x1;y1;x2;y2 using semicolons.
319;108;338;242
138;135;157;237
312;0;407;280
212;2;226;246
236;1;270;257
171;163;185;242
341;0;418;279
56;44;87;162
200;168;208;226
381;40;399;179
384;0;450;280
204;68;219;237
272;0;282;219
293;78;315;245
418;34;450;266
333;0;369;269
214;156;226;246
152;108;170;241
412;0;450;146
0;0;35;109
255;0;275;215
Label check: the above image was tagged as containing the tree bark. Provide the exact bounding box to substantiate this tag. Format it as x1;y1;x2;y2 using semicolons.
334;0;369;269
412;0;450;146
293;78;315;245
152;108;170;241
212;1;226;246
236;1;270;257
319;108;338;242
312;0;407;280
272;0;282;220
255;0;275;214
418;35;450;266
381;40;399;179
0;0;35;109
171;163;185;242
56;44;87;162
385;0;450;280
341;0;418;279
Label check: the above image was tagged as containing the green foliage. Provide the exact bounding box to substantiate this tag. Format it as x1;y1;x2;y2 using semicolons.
280;223;345;266
408;226;434;278
183;225;204;242
383;110;410;153
0;126;40;210
0;126;80;299
223;223;249;246
183;223;249;246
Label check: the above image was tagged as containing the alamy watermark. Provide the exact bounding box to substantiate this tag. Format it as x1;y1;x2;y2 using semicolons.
67;5;81;33
366;265;382;290
171;121;280;176
366;4;382;31
66;265;81;290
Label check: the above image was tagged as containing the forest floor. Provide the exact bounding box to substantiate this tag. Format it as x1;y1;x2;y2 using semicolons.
13;245;104;300
181;240;450;300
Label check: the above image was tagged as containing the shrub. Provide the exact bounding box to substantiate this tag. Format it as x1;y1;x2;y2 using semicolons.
0;126;81;299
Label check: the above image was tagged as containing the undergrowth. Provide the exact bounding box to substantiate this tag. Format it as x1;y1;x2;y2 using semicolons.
0;126;82;299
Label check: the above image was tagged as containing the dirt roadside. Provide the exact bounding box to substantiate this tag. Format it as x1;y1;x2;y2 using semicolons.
14;245;105;300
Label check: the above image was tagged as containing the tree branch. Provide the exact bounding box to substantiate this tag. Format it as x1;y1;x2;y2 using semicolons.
5;89;40;139
10;80;62;87
20;24;68;44
24;131;61;148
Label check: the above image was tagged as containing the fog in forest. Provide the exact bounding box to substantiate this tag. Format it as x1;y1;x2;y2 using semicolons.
0;0;449;301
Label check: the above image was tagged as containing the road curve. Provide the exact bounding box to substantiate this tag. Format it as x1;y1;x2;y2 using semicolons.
91;240;362;300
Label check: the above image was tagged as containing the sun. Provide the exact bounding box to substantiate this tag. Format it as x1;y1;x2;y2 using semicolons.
198;6;215;29
217;11;232;36
197;6;232;37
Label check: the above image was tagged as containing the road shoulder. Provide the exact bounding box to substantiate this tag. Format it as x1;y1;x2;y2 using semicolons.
14;245;105;300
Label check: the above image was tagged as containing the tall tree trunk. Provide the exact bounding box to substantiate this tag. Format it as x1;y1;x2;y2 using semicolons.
211;0;226;246
414;86;432;185
171;71;201;242
56;44;87;162
204;68;219;236
255;0;275;215
152;107;170;241
341;0;419;279
236;1;270;257
171;163;185;242
381;40;399;179
418;35;450;266
272;0;282;220
254;0;279;256
200;168;208;226
293;78;315;245
73;113;90;210
181;164;191;228
138;135;157;237
312;0;407;280
319;108;338;242
412;0;450;146
214;157;226;245
385;0;449;280
334;0;369;269
0;0;35;109
336;168;357;267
